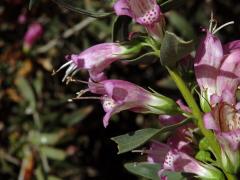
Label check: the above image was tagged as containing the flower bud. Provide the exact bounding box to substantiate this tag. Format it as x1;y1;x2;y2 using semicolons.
23;23;43;52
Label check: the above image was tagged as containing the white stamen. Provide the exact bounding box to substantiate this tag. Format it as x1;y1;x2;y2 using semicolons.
62;64;77;82
52;61;72;75
213;21;234;34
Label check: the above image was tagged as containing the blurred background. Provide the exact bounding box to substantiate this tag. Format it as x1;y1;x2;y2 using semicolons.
0;0;240;179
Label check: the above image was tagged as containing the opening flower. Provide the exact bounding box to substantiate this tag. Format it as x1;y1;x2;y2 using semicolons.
194;30;240;111
56;42;142;82
71;79;180;127
204;100;240;173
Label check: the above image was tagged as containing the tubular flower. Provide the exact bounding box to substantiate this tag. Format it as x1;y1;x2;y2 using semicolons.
77;80;180;127
194;31;240;111
204;100;240;173
23;23;43;51
147;125;224;179
113;0;165;40
58;43;142;82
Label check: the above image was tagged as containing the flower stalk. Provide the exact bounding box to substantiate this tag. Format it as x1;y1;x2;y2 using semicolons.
166;67;222;162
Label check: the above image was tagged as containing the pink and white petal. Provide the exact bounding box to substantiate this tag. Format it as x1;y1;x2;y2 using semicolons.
127;0;161;25
218;129;240;151
88;70;107;82
210;94;222;105
236;102;240;110
102;110;115;128
221;89;236;105
113;0;132;17
104;82;114;98
216;51;240;98
203;113;219;131
224;40;240;53
194;32;224;92
176;99;191;113
147;141;170;164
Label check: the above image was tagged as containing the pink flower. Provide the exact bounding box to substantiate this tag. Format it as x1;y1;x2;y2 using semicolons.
77;80;179;127
194;31;240;111
224;40;240;53
204;101;240;173
147;125;224;179
114;0;165;40
59;43;141;82
194;32;224;106
23;23;43;50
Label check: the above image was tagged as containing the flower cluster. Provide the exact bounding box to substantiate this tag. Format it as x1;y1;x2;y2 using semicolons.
56;0;240;179
57;0;180;129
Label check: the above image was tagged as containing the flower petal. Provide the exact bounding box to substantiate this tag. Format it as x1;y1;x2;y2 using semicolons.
218;129;240;151
103;110;113;128
194;32;224;96
114;0;132;17
147;141;170;164
114;0;161;26
224;40;240;53
203;112;219;131
216;50;240;100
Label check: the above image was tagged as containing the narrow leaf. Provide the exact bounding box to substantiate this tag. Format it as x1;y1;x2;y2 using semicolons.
160;31;194;67
112;128;160;154
124;162;160;180
111;118;191;154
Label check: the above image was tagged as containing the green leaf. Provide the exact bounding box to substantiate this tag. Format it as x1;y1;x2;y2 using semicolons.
124;162;160;180
112;128;160;154
112;16;132;42
40;146;66;161
160;31;194;67
111;118;191;154
15;77;36;113
52;0;113;18
162;171;186;180
61;106;93;126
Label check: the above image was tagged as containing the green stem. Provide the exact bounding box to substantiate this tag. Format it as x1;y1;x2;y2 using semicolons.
225;173;238;180
166;67;221;161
